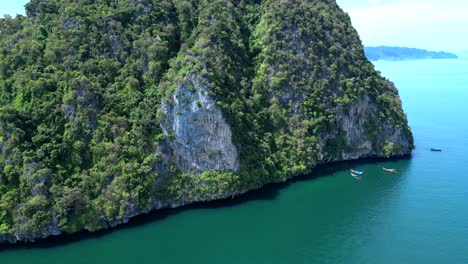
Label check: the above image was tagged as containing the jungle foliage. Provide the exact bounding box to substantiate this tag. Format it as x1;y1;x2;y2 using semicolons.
0;0;413;238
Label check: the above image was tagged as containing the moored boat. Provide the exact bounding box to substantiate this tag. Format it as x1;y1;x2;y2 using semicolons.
383;168;397;173
350;169;364;175
430;148;442;152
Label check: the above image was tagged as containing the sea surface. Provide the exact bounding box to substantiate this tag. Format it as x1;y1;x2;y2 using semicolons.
1;58;468;263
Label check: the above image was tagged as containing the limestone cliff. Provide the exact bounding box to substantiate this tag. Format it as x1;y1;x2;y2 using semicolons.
0;0;413;243
160;73;239;173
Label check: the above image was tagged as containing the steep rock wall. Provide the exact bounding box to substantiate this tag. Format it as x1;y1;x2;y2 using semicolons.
160;74;239;173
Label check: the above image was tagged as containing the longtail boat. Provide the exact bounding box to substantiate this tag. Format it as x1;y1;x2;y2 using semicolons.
383;168;397;173
350;169;364;175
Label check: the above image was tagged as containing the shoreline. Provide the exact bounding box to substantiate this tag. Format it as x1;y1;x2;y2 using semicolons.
0;154;411;250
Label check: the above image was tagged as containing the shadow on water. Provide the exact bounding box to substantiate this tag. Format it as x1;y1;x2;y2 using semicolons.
0;155;412;252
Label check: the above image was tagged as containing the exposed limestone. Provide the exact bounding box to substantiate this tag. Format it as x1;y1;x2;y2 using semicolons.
161;73;239;173
319;95;412;163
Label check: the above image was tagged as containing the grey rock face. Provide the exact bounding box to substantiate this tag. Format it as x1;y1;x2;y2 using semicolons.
319;95;412;162
161;74;239;173
333;95;379;160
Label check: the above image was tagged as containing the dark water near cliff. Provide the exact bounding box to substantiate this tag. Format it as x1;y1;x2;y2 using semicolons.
2;58;468;263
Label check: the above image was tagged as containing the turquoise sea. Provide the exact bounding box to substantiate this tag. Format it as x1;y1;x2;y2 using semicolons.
1;57;468;263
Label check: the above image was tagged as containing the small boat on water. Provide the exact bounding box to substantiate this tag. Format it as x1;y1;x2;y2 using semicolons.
351;172;361;179
431;148;443;152
383;168;397;173
350;169;364;175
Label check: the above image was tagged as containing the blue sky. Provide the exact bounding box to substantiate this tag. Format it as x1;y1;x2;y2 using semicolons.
0;0;28;17
1;0;467;52
336;0;468;52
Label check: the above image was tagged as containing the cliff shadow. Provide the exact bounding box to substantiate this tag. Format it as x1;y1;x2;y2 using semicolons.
0;155;412;251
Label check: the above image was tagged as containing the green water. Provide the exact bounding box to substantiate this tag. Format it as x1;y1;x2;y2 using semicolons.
2;58;468;263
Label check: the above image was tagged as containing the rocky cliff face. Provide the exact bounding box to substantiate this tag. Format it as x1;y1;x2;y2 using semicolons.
0;0;413;243
160;73;239;173
320;95;412;162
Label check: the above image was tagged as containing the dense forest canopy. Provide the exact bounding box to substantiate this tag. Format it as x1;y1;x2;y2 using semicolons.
0;0;413;241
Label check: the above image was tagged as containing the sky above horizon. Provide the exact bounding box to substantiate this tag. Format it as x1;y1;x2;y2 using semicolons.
0;0;466;52
336;0;468;52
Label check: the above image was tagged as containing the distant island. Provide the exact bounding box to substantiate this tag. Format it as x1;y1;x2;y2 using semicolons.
365;46;458;61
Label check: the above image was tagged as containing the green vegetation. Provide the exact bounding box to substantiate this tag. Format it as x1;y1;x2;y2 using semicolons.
0;0;413;241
